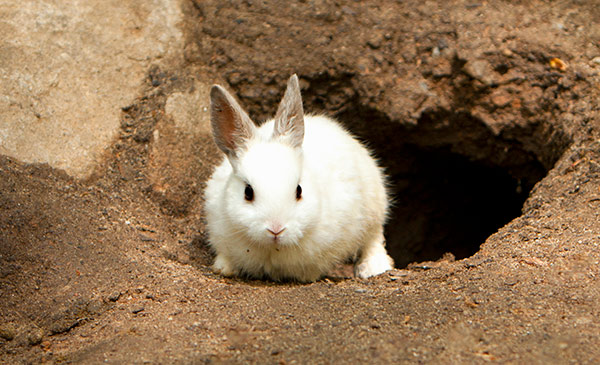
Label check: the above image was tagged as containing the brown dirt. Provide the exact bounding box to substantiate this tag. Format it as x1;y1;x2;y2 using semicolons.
2;0;600;363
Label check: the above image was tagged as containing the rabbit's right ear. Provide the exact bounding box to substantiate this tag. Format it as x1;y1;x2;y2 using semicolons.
273;74;304;149
210;85;256;159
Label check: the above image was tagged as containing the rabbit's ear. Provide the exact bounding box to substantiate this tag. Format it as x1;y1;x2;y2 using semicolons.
210;85;256;159
273;74;305;149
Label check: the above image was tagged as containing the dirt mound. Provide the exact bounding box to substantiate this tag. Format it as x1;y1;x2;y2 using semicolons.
2;0;600;363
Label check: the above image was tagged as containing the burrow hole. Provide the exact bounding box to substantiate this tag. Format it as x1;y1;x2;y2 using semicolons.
336;108;558;268
381;145;530;268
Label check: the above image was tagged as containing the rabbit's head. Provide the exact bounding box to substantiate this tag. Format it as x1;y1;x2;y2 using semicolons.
210;75;319;247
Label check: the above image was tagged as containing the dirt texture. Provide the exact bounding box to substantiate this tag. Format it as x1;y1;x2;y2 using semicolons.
2;0;600;363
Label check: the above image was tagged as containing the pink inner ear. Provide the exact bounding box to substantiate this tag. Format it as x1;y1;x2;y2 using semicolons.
211;84;255;157
219;104;238;152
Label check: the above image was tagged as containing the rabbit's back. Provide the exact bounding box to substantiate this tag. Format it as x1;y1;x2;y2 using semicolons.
302;115;388;222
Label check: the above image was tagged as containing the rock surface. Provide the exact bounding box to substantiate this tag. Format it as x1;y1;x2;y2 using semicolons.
0;0;184;178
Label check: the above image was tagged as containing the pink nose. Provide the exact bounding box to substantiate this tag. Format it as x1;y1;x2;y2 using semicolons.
267;225;286;237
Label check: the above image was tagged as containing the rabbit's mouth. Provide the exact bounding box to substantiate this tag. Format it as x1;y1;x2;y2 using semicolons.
268;235;289;247
270;235;282;245
261;232;299;248
263;223;298;246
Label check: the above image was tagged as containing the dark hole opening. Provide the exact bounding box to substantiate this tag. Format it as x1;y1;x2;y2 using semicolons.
336;107;547;268
384;145;530;268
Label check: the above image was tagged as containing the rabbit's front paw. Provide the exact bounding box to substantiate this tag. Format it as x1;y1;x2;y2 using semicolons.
213;254;235;277
354;251;393;279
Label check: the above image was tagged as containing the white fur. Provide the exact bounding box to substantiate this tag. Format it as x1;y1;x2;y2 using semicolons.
205;75;393;282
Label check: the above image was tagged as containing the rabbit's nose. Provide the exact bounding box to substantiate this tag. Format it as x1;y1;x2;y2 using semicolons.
267;224;286;237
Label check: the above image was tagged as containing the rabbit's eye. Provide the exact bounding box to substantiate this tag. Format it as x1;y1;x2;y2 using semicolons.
244;184;254;202
296;184;302;200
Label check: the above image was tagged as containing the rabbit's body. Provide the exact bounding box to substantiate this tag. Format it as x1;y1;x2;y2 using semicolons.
205;75;393;282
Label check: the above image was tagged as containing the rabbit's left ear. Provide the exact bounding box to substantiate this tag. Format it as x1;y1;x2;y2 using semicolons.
273;74;305;149
210;84;256;160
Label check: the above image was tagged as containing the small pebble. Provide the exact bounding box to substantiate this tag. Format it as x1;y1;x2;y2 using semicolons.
373;53;385;64
0;323;16;341
41;340;51;350
367;33;383;49
354;288;367;293
87;299;104;314
28;328;44;346
138;234;155;242
227;72;243;85
107;291;121;302
131;305;145;314
491;92;512;108
464;59;495;85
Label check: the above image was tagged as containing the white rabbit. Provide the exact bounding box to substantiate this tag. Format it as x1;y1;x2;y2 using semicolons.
204;74;394;282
